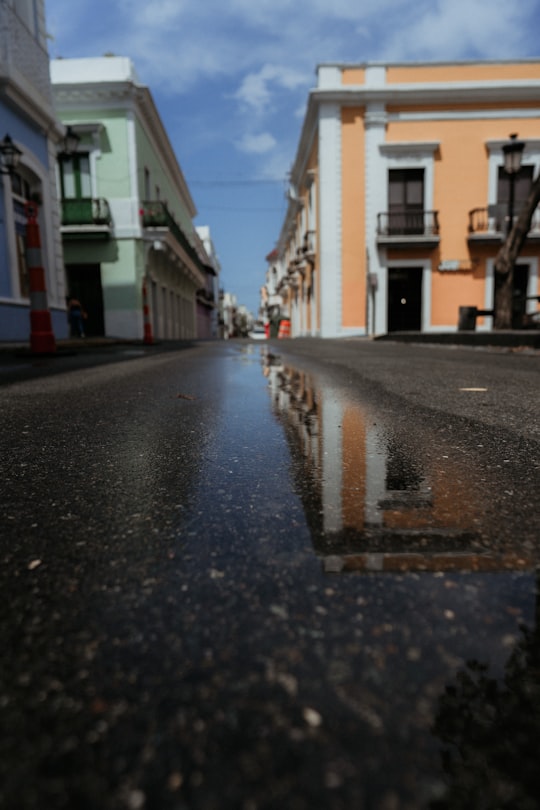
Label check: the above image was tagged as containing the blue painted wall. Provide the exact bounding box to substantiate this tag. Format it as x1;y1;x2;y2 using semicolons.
0;101;63;342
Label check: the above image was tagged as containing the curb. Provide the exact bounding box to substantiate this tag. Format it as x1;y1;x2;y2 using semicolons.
373;330;540;349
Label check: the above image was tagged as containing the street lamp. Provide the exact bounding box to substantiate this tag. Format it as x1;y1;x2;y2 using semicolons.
62;125;80;155
0;134;22;175
502;133;525;235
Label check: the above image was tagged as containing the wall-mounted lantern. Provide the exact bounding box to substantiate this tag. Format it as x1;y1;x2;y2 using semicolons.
0;134;23;175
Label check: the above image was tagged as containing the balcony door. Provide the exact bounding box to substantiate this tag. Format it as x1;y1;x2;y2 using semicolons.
59;154;92;225
388;169;424;234
493;263;530;329
59;154;91;199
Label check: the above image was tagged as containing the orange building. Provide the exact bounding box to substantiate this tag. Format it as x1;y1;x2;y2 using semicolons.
266;60;540;337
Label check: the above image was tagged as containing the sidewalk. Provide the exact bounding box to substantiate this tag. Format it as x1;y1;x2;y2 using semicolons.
0;336;153;356
374;329;540;348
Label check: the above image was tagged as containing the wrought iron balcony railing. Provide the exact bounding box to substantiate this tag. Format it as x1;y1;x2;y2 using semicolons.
61;198;112;227
141;200;207;272
468;204;540;236
377;210;440;238
196;288;216;306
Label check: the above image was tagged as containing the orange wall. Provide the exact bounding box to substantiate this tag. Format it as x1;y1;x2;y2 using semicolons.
387;63;540;83
342;68;365;85
341;107;366;328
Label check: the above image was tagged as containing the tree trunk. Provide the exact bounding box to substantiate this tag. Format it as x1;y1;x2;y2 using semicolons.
494;172;540;328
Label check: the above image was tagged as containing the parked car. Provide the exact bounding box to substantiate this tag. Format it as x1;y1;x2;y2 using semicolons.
248;323;267;340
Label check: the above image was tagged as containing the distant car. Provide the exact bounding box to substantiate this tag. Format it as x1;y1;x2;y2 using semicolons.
248;324;267;340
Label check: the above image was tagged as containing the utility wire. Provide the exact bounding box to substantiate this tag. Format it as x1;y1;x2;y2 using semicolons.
188;178;286;186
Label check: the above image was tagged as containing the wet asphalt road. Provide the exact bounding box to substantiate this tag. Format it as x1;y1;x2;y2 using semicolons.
1;339;539;810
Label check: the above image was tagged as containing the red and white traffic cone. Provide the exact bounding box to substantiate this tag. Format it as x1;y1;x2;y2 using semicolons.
25;201;56;354
142;278;154;344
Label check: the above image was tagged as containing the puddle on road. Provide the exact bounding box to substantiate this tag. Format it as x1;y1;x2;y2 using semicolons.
261;346;537;576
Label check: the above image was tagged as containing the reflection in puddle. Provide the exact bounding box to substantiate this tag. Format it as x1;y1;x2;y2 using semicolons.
261;348;540;806
262;350;535;576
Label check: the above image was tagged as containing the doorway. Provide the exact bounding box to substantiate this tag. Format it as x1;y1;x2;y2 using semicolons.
512;264;529;329
387;267;423;332
493;263;529;328
66;264;105;336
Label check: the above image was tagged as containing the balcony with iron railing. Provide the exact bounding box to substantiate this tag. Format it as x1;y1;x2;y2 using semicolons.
468;203;540;241
376;210;440;248
141;200;207;273
287;229;317;276
196;287;216;308
60;198;112;238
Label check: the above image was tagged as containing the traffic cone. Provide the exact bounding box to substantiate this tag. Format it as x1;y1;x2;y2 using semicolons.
278;318;291;338
25;201;56;353
142;278;154;344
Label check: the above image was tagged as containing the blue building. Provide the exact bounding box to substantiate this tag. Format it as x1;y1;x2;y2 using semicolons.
0;0;67;341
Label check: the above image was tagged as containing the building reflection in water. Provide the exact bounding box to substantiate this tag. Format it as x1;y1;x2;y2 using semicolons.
262;350;534;575
263;349;539;808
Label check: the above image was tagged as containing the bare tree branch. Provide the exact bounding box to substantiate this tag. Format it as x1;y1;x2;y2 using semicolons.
494;172;540;328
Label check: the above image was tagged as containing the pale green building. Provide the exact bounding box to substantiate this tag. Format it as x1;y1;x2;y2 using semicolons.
50;56;210;340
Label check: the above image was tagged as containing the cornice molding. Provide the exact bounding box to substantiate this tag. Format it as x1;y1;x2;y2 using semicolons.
379;141;440;155
311;80;540;107
52;80;138;109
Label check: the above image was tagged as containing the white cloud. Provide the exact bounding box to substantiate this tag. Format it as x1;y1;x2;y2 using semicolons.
236;132;277;154
380;0;537;61
234;64;309;113
131;0;187;28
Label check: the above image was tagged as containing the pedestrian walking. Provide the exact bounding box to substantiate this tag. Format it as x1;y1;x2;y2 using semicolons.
68;296;86;337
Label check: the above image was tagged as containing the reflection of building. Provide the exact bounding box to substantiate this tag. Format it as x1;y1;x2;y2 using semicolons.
269;61;540;337
219;291;237;339
264;355;535;573
0;0;67;341
196;226;220;339
261;248;293;337
51;57;212;339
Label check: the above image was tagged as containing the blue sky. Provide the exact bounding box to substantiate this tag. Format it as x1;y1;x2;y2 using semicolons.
45;0;540;315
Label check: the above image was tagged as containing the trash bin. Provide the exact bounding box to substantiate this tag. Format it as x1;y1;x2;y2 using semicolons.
458;306;478;331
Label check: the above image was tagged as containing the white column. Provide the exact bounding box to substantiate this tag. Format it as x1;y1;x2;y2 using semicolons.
318;101;342;338
364;103;388;336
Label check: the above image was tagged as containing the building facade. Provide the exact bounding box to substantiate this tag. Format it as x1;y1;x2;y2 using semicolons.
50;56;211;340
0;0;67;341
265;60;540;337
